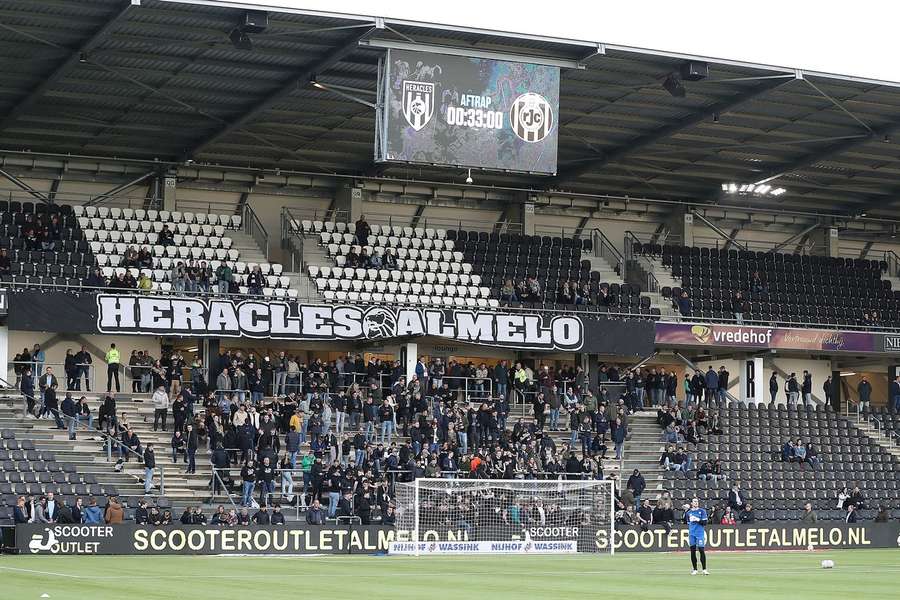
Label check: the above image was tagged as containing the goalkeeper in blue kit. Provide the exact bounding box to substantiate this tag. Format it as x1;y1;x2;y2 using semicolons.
684;498;709;575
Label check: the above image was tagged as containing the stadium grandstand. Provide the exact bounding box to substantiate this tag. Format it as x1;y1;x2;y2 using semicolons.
0;1;898;597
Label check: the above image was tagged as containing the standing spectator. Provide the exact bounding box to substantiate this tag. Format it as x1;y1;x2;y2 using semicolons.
716;366;729;405
64;349;78;391
612;417;626;459
731;291;746;324
703;366;718;406
801;370;813;406
823;375;834;407
627;469;646;510
355;215;371;246
61;393;77;440
105;343;121;393
274;351;288;397
857;376;872;413
786;373;800;406
40;368;64;428
74;345;92;391
257;456;276;507
727;482;747;511
890;375;900;412
493;360;509;401
215;262;233;295
82;498;103;524
104;496;124;524
151;386;169;431
247;265;264;296
676;290;692;318
769;372;779;405
185;424;198;474
143;444;156;494
20;368;35;417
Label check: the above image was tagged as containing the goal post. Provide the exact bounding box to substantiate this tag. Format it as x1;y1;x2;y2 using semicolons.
391;479;615;556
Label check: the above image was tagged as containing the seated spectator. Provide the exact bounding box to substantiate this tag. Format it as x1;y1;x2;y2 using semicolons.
123;270;137;289
739;502;755;524
874;505;890;523
676;290;692;317
847;485;866;510
83;267;106;289
500;279;517;303
804;442;820;469
637;499;653;531
720;506;736;525
557;281;574;304
359;247;371;267
697;458;727;481
514;279;530;302
122;246;139;268
597;286;614;307
578;282;593;305
781;439;795;462
25;228;40;250
750;270;767;293
346;247;361;268
138;247;153;268
138;272;153;291
793;438;807;463
368;250;382;269
159;225;175;246
526;276;541;299
0;248;10;275
197;261;212;293
845;504;859;523
383;250;397;270
651;497;676;532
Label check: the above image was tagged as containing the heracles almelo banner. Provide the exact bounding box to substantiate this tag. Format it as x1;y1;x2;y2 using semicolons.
376;49;560;174
95;295;583;351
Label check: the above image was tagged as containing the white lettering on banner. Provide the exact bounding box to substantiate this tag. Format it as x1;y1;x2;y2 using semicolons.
207;301;240;334
93;295;585;351
332;306;363;338
170;299;207;331
97;296;136;329
139;298;170;330
238;302;269;334
455;312;493;342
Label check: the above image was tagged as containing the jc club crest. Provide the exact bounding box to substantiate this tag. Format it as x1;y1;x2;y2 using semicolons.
509;92;553;143
402;81;435;131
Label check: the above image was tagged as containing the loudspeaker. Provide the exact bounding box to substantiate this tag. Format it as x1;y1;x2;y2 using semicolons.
243;11;268;33
680;61;709;81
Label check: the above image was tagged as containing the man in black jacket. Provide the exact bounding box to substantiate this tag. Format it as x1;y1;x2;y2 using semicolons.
270;504;286;525
185;424;198;474
74;346;92;392
627;469;646;510
769;372;779;405
727;482;748;511
257;456;276;507
306;499;326;524
143;443;157;494
252;505;271;524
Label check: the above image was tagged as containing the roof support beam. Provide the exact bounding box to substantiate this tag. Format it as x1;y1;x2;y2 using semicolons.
692;210;749;251
549;75;794;185
0;167;49;204
722;228;741;251
769;222;820;254
86;170;157;207
181;25;381;161
409;204;427;229
0;1;136;133
859;241;874;260
572;215;591;239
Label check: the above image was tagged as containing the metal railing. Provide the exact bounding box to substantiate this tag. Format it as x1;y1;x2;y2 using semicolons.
7;377;165;495
242;203;269;261
9;362;96;394
281;207;306;273
592;228;624;275
623;231;661;294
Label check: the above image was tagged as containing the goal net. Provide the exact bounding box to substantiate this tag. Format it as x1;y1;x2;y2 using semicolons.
390;479;615;555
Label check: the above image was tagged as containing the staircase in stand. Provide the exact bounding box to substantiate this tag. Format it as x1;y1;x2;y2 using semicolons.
850;415;900;460
620;411;664;502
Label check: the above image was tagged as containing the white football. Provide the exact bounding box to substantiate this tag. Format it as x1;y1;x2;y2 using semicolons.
821;560;834;569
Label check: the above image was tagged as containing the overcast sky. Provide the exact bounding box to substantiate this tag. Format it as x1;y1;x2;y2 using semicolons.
221;0;900;83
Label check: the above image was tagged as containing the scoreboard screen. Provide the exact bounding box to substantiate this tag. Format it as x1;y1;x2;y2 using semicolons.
376;49;560;175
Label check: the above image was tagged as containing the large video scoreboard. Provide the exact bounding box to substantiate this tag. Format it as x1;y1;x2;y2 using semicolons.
376;49;560;175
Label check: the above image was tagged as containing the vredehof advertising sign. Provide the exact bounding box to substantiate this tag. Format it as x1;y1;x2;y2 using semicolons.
655;322;879;353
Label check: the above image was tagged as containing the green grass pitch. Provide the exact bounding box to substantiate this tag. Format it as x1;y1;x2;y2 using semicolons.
2;550;898;599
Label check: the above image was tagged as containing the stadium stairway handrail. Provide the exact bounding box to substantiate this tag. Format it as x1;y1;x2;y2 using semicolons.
5;375;164;493
242;203;269;261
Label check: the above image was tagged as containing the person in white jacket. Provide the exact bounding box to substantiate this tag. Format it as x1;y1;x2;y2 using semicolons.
152;386;170;431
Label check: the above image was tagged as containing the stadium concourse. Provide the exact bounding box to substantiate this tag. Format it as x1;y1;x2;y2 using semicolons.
0;0;899;586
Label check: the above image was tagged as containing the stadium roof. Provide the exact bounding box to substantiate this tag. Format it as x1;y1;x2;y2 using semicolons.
3;0;900;218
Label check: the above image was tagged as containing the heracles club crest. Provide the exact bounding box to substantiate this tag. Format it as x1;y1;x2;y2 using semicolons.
402;80;435;131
